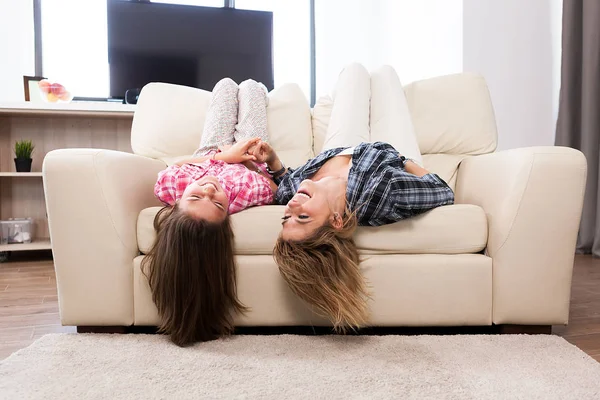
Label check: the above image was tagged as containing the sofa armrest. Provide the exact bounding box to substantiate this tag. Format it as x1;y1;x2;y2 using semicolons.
455;146;587;325
43;149;166;326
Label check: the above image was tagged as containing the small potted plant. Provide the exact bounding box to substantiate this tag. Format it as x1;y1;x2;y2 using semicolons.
14;140;35;173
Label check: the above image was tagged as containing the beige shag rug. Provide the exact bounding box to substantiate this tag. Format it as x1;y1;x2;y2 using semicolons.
1;334;599;399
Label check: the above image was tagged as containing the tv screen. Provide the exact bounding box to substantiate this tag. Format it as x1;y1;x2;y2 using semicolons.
107;0;274;99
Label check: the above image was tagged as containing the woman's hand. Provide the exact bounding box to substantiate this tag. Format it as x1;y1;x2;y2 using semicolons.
217;138;259;164
250;141;286;177
248;140;277;164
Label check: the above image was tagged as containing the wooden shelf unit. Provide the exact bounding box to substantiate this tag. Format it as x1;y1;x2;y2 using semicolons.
0;172;43;177
0;238;52;252
0;102;135;253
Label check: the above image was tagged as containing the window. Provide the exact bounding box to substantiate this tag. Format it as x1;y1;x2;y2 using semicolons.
41;0;310;100
234;0;311;101
41;0;226;98
41;0;110;97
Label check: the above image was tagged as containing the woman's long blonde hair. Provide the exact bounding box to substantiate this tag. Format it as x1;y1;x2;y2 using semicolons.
273;211;370;331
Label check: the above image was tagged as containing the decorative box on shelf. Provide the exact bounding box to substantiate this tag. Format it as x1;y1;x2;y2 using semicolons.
0;218;34;244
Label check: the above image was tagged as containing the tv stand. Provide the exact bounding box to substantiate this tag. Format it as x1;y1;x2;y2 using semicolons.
72;96;124;104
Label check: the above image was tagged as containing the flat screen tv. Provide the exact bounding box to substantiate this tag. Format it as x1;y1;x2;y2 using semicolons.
107;0;274;99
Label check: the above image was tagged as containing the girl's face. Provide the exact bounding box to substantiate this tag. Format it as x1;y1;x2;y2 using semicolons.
179;176;229;222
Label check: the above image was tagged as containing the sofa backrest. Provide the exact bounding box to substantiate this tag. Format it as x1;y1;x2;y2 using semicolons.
132;73;498;188
404;73;497;156
131;82;313;167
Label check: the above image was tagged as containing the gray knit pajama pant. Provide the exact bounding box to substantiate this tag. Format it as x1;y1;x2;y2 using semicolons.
194;78;269;156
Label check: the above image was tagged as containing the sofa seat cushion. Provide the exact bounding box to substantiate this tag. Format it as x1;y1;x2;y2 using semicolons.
138;204;487;255
354;204;487;254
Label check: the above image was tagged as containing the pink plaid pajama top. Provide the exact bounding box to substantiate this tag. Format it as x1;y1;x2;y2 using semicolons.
155;160;274;214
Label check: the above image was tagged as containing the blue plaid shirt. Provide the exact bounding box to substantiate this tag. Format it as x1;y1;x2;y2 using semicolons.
274;142;454;227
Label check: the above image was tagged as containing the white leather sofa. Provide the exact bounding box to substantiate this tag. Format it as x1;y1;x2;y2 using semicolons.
43;73;587;332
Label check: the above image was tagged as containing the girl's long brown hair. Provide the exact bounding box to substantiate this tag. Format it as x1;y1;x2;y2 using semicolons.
273;212;370;331
141;205;247;346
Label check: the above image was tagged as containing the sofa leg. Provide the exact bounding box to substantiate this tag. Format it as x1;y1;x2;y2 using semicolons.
77;326;129;334
497;324;552;334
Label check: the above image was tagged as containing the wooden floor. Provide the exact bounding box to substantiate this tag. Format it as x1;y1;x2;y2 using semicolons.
552;255;600;360
0;253;599;361
0;251;75;359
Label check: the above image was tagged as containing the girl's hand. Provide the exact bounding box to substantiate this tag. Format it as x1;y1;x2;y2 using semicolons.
249;140;277;164
217;138;259;164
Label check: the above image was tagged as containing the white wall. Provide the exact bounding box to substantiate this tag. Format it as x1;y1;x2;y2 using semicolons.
0;0;35;102
315;0;463;96
377;0;463;85
550;0;563;126
463;0;559;150
315;0;378;96
317;0;561;151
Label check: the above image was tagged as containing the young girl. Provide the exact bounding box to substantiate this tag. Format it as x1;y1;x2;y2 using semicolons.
142;78;282;346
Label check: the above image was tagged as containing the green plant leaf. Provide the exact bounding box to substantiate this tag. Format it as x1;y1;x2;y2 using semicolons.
14;140;35;159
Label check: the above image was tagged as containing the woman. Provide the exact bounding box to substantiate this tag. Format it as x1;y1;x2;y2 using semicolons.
269;64;455;331
142;78;284;346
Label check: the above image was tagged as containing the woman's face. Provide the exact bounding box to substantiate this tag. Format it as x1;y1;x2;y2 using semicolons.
179;176;229;222
281;177;347;241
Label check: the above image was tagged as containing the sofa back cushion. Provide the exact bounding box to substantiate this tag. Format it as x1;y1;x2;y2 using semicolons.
131;82;313;167
403;73;497;155
131;83;211;160
421;154;466;191
311;94;333;156
263;84;314;168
